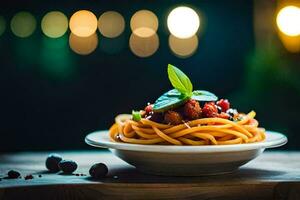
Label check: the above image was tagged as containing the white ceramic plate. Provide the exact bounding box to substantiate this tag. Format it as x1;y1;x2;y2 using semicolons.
85;130;287;176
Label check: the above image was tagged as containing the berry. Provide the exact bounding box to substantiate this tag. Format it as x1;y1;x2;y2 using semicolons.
145;104;153;114
202;102;218;118
216;99;230;112
8;170;20;179
164;111;183;125
46;153;62;172
183;99;202;120
58;160;77;174
24;174;34;180
89;163;108;179
226;108;238;117
216;106;222;114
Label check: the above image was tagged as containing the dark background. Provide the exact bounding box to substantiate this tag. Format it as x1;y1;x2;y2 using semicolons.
0;0;299;151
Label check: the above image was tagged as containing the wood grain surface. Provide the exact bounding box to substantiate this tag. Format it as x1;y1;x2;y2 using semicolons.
0;150;299;200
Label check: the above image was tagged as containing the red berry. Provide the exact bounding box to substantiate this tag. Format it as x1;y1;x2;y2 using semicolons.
145;104;153;114
183;99;202;120
202;102;218;118
216;99;230;112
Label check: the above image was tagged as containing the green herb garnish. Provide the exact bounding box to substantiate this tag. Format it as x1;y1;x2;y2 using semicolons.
153;64;218;112
132;110;142;121
192;90;218;101
152;89;190;112
167;64;193;97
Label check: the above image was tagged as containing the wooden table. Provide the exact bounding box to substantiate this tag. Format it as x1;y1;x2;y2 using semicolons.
0;150;299;200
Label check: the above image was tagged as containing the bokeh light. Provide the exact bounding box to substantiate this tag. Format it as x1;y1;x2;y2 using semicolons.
129;33;159;57
69;33;98;55
69;10;98;37
277;6;300;37
0;16;5;36
130;10;158;38
11;12;36;38
167;6;200;39
41;11;68;38
169;34;198;58
98;11;125;38
278;32;300;53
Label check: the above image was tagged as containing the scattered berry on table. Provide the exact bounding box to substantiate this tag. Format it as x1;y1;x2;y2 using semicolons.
24;174;34;180
7;170;21;179
89;163;108;179
183;99;202;120
45;153;63;172
217;99;230;112
58;160;78;174
38;175;42;178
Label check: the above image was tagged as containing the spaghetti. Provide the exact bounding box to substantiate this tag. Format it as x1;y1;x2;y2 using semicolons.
108;64;266;146
109;111;266;145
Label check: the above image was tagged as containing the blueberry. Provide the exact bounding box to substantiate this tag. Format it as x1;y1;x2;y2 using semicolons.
58;160;77;174
89;163;108;179
46;154;62;172
226;108;237;117
24;174;34;180
8;170;21;179
216;106;222;114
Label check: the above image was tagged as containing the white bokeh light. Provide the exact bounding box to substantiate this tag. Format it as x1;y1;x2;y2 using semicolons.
167;6;200;39
277;6;300;37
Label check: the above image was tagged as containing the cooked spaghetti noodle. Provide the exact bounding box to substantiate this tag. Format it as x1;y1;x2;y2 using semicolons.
109;111;266;145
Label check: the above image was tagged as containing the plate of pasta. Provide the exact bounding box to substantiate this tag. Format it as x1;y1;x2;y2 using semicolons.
85;64;287;176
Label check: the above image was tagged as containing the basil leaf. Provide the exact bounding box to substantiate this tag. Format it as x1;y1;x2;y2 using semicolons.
168;64;193;97
153;89;189;112
192;90;218;101
132;110;142;121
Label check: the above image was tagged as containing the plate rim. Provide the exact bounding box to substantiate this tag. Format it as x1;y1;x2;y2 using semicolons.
85;130;287;153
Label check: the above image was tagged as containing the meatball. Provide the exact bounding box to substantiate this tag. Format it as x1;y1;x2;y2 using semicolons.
183;99;202;120
164;111;183;125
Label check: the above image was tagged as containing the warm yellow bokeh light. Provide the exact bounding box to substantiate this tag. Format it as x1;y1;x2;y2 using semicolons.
277;6;300;36
0;16;5;36
169;34;198;58
69;33;98;55
69;10;98;37
167;6;200;39
11;12;36;38
278;32;300;53
129;33;159;57
98;11;125;38
41;11;68;38
130;10;158;38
